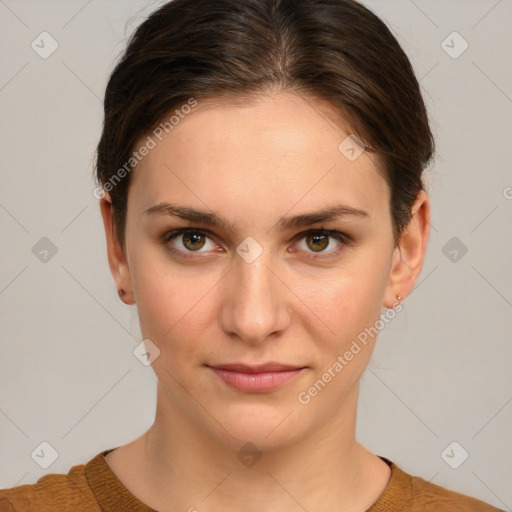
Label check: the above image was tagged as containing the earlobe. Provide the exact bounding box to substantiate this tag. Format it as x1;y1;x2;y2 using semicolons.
117;287;134;305
99;192;135;305
383;190;431;309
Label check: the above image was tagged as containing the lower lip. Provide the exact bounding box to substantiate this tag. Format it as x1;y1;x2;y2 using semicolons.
208;367;305;393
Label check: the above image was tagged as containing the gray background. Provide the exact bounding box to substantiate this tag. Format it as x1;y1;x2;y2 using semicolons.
0;0;511;509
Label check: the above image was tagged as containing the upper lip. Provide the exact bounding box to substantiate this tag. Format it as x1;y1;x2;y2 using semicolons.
207;362;305;373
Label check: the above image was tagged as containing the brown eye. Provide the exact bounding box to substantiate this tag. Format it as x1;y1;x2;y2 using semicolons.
294;229;348;258
306;233;329;252
164;229;217;256
182;232;206;251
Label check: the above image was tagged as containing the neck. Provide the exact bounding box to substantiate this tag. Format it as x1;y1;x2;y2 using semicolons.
115;382;391;512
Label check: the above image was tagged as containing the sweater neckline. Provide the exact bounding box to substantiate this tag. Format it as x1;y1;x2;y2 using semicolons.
86;448;156;512
84;448;411;512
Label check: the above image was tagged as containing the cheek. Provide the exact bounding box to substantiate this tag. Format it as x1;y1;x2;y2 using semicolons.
133;271;185;338
130;236;392;362
307;258;390;351
130;252;220;360
300;267;390;401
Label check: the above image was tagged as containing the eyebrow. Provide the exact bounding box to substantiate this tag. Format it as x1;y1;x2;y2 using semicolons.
143;202;369;231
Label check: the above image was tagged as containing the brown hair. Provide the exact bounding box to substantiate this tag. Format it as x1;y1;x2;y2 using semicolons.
94;0;435;251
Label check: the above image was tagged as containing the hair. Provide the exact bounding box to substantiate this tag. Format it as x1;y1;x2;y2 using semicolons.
94;0;435;252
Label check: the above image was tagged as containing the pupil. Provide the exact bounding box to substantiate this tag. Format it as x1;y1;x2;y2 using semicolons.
308;234;328;252
185;233;204;250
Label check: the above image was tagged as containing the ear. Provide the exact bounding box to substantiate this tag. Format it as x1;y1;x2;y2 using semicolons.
383;189;431;308
99;192;135;305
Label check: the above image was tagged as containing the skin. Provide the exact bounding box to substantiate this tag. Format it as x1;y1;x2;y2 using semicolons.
99;91;430;512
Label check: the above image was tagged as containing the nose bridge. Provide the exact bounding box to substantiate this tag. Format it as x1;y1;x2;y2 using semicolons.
220;247;290;344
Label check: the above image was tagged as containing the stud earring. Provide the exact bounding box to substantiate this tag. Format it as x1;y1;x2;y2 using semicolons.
118;289;126;297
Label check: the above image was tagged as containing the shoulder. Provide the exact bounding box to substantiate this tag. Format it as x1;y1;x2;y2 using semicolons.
409;474;504;511
0;456;101;512
384;459;504;512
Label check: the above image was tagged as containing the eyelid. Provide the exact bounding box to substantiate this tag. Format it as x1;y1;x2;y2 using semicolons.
162;227;350;258
289;228;349;259
163;227;221;256
291;227;350;243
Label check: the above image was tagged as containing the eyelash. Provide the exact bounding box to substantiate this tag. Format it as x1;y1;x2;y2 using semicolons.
162;227;351;260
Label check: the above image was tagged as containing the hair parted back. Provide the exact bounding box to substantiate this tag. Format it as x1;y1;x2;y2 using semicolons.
94;0;435;251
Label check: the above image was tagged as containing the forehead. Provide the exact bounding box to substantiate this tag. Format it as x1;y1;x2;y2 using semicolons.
128;92;389;223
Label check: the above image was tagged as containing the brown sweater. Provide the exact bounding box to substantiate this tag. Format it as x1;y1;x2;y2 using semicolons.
0;449;504;511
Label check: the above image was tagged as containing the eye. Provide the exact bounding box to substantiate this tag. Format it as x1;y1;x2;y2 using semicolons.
163;228;219;256
293;228;348;258
162;227;350;259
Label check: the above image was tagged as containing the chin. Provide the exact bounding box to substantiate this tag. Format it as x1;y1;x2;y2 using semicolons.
205;402;310;454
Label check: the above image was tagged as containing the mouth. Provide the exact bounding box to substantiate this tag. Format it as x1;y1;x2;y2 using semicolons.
205;362;307;393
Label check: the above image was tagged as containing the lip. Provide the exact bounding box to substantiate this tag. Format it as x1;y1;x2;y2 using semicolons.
206;363;307;393
209;362;304;373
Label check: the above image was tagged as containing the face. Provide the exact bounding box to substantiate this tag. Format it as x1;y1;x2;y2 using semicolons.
102;91;424;453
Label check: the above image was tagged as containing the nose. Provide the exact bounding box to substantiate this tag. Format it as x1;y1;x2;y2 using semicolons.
219;249;292;345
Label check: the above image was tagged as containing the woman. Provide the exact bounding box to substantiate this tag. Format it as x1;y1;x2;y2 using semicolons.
0;0;504;510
